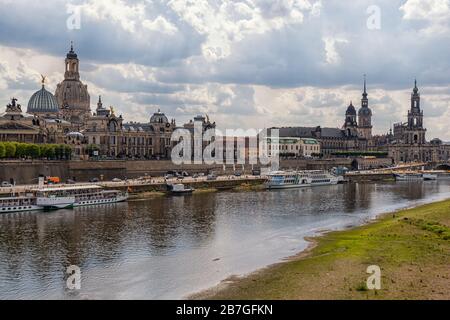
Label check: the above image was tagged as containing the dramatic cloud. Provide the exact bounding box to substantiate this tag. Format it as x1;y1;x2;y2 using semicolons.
0;0;449;140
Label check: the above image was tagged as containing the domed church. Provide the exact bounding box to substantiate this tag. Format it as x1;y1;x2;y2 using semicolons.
27;75;60;117
54;43;91;128
0;44;196;160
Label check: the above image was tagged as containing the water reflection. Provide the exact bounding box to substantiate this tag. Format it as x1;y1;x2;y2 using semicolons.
0;181;449;299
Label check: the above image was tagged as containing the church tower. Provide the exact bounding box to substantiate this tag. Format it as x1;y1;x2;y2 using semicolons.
405;80;426;144
55;42;91;128
343;101;358;137
357;75;373;140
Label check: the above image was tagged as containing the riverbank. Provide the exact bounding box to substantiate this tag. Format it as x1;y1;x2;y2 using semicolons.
194;199;450;300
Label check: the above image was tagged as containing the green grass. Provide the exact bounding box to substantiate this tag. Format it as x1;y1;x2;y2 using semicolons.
197;199;450;300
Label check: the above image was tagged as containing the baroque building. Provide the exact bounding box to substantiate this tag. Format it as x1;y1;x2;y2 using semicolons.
388;81;450;163
55;43;91;128
273;77;374;157
357;77;373;140
0;44;178;160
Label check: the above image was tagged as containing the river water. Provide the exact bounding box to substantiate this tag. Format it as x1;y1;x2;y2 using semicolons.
0;181;449;299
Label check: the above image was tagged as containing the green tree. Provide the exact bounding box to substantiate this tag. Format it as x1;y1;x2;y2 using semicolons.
15;143;28;158
4;142;16;158
0;143;5;158
63;145;72;160
43;145;56;159
27;144;41;159
86;144;100;157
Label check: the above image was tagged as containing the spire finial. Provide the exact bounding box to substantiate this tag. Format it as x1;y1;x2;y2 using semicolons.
363;74;367;94
413;78;419;93
70;41;74;52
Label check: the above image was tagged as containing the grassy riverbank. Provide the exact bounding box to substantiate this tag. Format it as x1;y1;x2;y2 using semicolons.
197;199;450;300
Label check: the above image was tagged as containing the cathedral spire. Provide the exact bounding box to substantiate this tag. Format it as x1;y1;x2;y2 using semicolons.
362;74;368;100
97;95;103;109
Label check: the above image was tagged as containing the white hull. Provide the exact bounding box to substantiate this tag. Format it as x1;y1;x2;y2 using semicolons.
267;181;338;189
0;205;42;214
267;183;310;189
395;174;423;181
37;196;75;210
73;195;128;207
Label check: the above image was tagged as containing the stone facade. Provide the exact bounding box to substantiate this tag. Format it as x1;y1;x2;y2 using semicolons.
0;45;179;160
388;81;450;163
273;78;374;157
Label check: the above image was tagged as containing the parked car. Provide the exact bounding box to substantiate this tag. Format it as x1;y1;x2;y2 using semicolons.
234;172;242;177
112;178;122;182
1;181;12;187
66;179;76;184
207;174;217;181
90;178;99;183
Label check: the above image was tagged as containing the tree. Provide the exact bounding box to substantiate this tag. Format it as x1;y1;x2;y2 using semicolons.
63;145;72;160
4;142;16;158
15;143;28;158
86;144;100;157
43;145;56;159
27;144;41;159
0;143;5;158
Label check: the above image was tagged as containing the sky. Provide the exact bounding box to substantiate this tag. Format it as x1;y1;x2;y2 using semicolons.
0;0;449;140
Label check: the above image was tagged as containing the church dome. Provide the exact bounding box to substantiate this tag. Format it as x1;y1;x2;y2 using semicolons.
150;109;168;124
27;85;59;114
358;106;372;116
346;102;356;115
55;81;90;110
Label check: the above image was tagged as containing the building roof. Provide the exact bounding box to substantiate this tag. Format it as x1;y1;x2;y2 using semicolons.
346;102;356;115
358;106;372;116
275;126;345;139
123;123;155;133
150;109;168;124
27;85;59;114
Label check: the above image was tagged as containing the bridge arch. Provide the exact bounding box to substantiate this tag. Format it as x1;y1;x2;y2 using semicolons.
435;164;450;170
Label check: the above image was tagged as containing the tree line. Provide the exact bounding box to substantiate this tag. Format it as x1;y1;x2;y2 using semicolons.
0;142;72;160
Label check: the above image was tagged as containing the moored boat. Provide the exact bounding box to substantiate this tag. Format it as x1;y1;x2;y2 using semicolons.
167;183;194;195
266;170;339;190
31;185;128;207
422;173;438;181
0;195;41;213
394;173;424;181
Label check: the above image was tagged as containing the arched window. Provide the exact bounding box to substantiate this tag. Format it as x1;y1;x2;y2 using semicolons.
109;121;117;132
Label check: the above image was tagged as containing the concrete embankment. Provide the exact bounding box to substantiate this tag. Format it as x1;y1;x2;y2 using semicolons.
0;158;353;184
345;172;395;182
104;177;266;196
0;175;267;196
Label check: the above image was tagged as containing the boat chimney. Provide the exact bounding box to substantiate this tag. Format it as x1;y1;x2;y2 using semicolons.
38;176;45;189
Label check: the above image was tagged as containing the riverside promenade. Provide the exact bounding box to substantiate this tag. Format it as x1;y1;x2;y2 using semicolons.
0;175;266;196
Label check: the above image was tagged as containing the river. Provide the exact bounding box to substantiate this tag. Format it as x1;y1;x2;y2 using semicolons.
0;180;449;299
